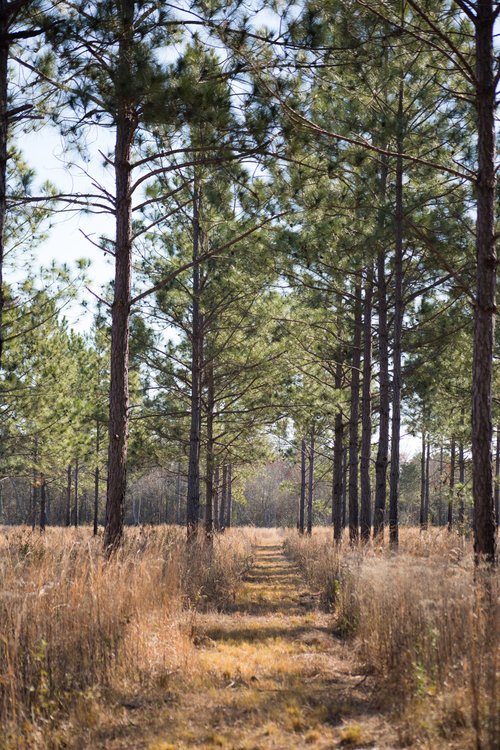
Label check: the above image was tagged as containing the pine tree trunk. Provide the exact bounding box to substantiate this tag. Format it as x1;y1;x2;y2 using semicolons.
66;463;71;527
205;362;214;540
213;465;219;531
306;426;315;535
360;266;373;541
374;159;390;539
220;463;227;532
186;183;202;541
31;474;37;531
425;440;431;525
299;437;306;534
93;465;99;534
104;0;136;553
388;84;405;549
342;445;348;529
176;460;182;524
348;284;362;543
459;435;465;524
448;436;455;531
420;431;427;530
226;463;232;529
472;1;497;563
438;444;444;525
31;436;38;530
45;485;50;525
74;457;79;528
39;474;46;532
332;360;344;545
495;425;499;527
93;421;100;536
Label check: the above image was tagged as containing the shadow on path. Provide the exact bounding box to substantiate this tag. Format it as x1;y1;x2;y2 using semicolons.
97;533;396;750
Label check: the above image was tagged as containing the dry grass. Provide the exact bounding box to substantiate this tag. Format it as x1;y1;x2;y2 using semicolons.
2;524;497;749
0;525;253;748
288;525;472;560
112;535;394;750
284;527;499;749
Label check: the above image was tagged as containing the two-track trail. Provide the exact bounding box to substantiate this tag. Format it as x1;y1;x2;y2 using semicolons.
95;533;397;749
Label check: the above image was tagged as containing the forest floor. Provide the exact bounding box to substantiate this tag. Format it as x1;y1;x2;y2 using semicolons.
86;530;400;750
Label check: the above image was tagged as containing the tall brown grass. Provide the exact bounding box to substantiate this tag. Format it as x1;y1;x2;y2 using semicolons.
0;525;253;748
284;528;499;749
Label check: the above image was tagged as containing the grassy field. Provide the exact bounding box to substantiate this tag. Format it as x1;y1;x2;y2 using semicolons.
0;526;254;748
0;525;497;749
284;527;499;749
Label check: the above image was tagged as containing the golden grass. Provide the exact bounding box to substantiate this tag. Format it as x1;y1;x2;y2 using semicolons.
2;524;497;749
0;525;253;748
128;536;394;750
284;527;499;750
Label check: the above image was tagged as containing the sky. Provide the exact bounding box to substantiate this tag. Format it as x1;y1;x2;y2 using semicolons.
21;124;116;327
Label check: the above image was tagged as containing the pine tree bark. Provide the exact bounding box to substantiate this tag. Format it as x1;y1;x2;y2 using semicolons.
448;436;455;531
73;458;80;529
213;465;219;531
220;463;227;532
438;444;444;525
425;440;431;525
342;444;348;529
74;457;79;528
374;159;390;540
65;463;71;527
495;425;499;527
306;426;315;535
420;431;427;530
31;436;38;530
299;437;306;534
31;475;37;530
332;360;344;545
93;421;100;536
39;474;46;532
459;433;465;525
388;84;404;548
348;284;362;543
186;182;202;541
104;0;136;553
46;485;50;524
226;463;232;528
360;266;373;541
176;459;182;525
472;1;497;562
205;362;215;540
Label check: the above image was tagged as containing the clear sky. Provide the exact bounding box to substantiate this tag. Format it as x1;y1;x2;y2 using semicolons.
22;123;115;329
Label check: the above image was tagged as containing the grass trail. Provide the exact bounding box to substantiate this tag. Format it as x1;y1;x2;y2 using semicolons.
92;532;396;749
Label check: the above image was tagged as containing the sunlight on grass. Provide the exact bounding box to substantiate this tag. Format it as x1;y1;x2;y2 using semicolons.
3;527;487;749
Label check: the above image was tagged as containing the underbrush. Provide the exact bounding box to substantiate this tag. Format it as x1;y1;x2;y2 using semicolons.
0;525;253;748
284;528;499;749
181;528;255;610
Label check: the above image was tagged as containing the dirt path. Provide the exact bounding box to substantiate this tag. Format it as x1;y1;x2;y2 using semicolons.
96;535;397;749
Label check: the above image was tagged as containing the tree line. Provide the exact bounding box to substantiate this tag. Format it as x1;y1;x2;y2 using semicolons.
0;0;497;562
